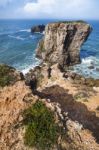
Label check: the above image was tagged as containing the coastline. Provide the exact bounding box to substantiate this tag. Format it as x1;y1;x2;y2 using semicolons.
0;20;99;79
0;21;99;150
21;55;99;79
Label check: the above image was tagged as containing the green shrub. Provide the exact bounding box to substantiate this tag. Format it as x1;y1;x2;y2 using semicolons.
52;20;86;25
0;64;15;87
23;101;59;150
39;39;45;52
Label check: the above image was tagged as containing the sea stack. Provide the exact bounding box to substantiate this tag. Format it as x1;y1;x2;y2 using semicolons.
36;21;92;70
31;24;45;33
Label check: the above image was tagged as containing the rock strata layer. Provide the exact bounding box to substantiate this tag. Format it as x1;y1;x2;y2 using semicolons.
36;21;92;70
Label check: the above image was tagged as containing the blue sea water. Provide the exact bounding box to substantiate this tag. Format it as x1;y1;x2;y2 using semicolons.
0;19;99;78
0;19;49;73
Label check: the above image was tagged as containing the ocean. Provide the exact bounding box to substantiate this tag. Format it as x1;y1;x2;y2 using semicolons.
0;19;99;78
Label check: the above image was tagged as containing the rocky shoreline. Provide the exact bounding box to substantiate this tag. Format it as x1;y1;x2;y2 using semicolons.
0;21;99;150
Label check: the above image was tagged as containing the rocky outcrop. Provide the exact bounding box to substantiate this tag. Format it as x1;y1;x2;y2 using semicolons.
1;21;99;150
63;71;99;87
36;21;92;70
0;81;36;150
0;63;99;150
0;64;24;87
0;80;99;150
31;24;45;33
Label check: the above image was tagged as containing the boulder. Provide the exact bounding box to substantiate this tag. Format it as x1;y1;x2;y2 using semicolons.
88;65;94;70
0;64;24;87
96;68;99;72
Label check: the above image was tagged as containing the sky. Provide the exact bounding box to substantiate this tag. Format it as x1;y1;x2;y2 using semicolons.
0;0;99;20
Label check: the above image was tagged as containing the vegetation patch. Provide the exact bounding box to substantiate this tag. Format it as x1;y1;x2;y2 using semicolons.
50;20;87;25
74;92;89;102
0;64;16;87
39;39;45;52
23;101;59;150
60;20;87;23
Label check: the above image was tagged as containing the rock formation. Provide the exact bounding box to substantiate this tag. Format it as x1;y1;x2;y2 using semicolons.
31;24;45;33
0;63;99;150
0;64;24;87
0;81;36;150
1;21;99;150
36;21;92;70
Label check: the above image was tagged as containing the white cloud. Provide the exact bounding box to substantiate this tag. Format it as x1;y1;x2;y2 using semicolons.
23;0;98;19
0;0;98;19
24;0;56;16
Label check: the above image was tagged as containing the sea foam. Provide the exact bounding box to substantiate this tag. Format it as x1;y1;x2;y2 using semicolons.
19;29;31;33
73;56;99;79
8;35;25;41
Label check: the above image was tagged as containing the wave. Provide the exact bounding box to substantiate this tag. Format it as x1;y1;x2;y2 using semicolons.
22;62;41;75
22;58;41;75
34;31;45;35
81;56;99;66
82;57;94;65
0;49;8;54
0;29;31;36
73;56;99;79
22;65;34;75
19;29;31;33
0;32;11;36
7;53;27;62
8;35;25;41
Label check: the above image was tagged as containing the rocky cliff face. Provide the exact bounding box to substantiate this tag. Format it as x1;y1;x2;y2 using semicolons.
36;21;92;70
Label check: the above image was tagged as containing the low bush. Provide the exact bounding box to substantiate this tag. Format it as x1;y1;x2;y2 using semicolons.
0;64;15;87
57;20;86;24
39;39;45;52
23;101;59;150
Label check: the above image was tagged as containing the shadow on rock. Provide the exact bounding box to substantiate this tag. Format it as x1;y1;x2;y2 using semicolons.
34;85;99;143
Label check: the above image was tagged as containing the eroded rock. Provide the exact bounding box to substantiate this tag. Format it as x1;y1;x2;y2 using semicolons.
36;21;92;70
0;64;24;87
31;24;45;33
0;81;36;150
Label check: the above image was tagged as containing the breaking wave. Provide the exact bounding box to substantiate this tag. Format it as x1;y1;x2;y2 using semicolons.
73;56;99;79
8;35;25;40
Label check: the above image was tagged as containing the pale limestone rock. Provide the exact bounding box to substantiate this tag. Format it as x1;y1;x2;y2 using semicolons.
36;22;92;70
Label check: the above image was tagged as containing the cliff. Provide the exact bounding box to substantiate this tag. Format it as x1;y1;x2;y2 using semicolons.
1;21;99;150
36;21;92;70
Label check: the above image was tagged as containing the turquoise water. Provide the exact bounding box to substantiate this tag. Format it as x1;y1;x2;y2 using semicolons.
0;19;99;78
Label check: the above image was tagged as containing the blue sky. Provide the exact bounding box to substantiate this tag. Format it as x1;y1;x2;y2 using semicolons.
0;0;99;19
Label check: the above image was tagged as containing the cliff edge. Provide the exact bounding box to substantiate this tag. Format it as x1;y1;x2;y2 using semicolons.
1;21;99;150
36;21;92;70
